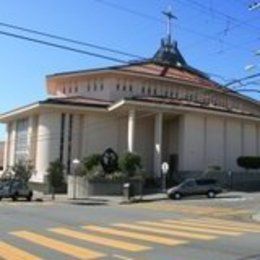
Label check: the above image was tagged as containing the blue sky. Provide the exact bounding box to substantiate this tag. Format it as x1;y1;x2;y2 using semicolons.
0;0;259;139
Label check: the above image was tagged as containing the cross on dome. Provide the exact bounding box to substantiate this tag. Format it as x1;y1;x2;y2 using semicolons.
162;6;177;44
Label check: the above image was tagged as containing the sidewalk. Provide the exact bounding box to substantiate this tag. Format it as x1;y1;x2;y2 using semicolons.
252;212;260;222
34;191;168;205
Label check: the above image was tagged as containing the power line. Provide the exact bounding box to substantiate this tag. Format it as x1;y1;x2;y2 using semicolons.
178;0;260;32
94;0;259;57
0;30;127;64
0;26;227;86
0;21;144;60
224;72;260;87
94;0;163;23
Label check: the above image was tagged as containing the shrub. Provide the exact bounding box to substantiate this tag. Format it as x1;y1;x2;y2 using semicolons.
237;156;260;170
83;154;101;172
12;160;33;182
105;171;127;181
119;152;142;178
47;159;64;200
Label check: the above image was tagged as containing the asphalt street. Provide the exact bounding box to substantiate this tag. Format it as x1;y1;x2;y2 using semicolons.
0;194;260;260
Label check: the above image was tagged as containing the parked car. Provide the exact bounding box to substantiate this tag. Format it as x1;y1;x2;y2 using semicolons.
167;178;222;200
0;179;33;201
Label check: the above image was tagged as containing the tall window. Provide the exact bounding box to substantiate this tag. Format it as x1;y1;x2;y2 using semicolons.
15;119;29;162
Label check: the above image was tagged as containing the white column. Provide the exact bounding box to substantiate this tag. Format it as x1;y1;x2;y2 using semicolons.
35;113;60;183
3;124;10;169
154;112;163;178
127;109;136;153
9;121;17;166
27;116;34;162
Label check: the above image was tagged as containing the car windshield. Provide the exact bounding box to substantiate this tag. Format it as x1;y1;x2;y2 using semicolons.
181;179;196;187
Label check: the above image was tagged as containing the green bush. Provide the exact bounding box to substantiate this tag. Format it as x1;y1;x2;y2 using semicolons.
83;154;101;172
105;171;127;181
119;152;142;178
12;160;33;182
47;159;64;200
237;156;260;170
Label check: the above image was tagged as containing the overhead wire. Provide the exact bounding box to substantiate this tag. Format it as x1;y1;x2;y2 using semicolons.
0;30;128;64
0;21;144;60
94;0;259;57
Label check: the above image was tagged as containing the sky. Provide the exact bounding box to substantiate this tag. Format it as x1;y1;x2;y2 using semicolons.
0;0;259;140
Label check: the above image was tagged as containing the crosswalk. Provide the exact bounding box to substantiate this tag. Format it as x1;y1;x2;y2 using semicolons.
128;202;250;217
0;201;53;207
1;217;260;259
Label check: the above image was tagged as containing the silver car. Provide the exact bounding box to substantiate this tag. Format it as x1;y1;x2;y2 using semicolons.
0;179;33;201
167;178;222;200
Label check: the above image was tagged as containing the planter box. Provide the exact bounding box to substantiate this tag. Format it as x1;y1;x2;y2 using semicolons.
67;175;143;199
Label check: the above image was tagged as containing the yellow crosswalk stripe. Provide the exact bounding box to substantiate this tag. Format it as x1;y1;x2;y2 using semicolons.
175;219;260;233
138;221;242;236
133;204;248;216
83;225;187;246
112;223;217;240
162;220;244;236
0;241;41;260
201;218;260;231
11;231;105;260
49;228;150;252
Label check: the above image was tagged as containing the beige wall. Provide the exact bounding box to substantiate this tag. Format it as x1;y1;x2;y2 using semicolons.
0;141;4;169
49;74;260;116
79;112;154;174
34;112;61;182
3;107;260;183
179;113;260;171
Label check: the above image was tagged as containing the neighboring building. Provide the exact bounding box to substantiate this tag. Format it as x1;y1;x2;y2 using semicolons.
0;141;4;172
1;19;260;187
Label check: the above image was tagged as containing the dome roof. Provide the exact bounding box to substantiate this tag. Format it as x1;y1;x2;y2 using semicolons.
153;38;187;67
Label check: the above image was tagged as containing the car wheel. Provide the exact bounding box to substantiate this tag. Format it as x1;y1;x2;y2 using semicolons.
207;190;216;199
0;197;2;201
171;192;181;200
12;193;18;201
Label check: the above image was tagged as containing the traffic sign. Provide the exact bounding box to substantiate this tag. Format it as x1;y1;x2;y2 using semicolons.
161;162;169;174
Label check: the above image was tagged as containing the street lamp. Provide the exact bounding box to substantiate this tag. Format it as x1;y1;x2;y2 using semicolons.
244;64;256;71
72;158;80;200
249;2;260;11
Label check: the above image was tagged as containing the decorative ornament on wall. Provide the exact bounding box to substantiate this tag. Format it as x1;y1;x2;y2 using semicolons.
100;148;118;174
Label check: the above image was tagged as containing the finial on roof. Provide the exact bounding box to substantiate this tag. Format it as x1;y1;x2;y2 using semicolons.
162;6;177;44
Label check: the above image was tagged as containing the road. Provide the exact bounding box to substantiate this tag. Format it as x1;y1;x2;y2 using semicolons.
0;194;260;260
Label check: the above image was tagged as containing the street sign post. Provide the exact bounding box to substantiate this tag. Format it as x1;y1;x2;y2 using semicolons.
161;162;169;193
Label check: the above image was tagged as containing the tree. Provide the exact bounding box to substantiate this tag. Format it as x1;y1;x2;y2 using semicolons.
119;152;142;178
82;154;101;172
47;159;64;200
12;160;33;182
237;156;260;170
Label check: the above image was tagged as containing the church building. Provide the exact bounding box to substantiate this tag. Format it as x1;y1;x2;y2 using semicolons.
1;13;260;186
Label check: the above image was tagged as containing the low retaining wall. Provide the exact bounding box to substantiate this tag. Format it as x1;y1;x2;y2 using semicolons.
67;175;143;199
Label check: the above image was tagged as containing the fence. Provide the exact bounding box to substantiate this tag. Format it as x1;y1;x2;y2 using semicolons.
172;170;260;191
